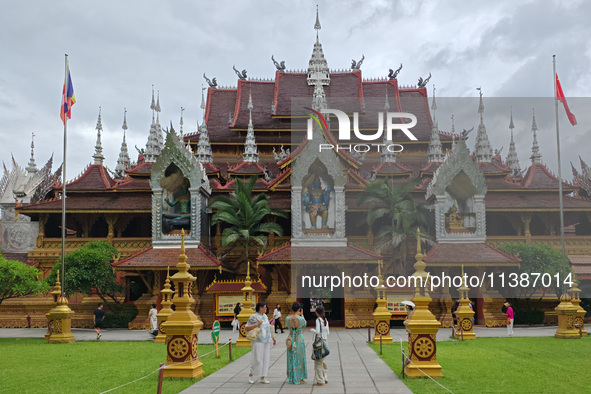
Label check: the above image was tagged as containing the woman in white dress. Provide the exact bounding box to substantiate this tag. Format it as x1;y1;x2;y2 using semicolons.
310;305;329;385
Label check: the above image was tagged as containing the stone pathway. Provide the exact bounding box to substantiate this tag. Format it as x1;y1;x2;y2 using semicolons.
180;329;411;394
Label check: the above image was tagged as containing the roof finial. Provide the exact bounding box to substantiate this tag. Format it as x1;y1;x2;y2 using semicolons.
115;108;131;176
93;107;105;165
26;132;37;173
180;107;185;136
201;85;207;125
473;87;493;163
150;85;156;123
155;90;161;124
531;108;542;164
451;114;456;135
431;84;437;123
506;107;521;177
243;87;259;163
314;5;321;41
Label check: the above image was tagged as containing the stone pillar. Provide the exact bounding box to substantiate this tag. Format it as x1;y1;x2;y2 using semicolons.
161;230;204;378
404;229;442;378
155;268;174;344
236;261;255;348
569;280;587;336
554;293;580;339
454;266;475;340
373;260;393;344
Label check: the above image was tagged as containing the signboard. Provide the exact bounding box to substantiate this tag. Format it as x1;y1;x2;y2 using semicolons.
387;296;410;314
216;294;257;316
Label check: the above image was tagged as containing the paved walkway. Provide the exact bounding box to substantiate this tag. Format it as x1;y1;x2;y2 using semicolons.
181;329;411;394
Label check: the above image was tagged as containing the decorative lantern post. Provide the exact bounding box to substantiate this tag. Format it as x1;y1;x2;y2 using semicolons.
161;230;204;378
554;293;580;339
404;229;442;378
454;265;476;340
45;268;76;344
373;260;393;344
569;278;587;336
155;266;174;344
44;270;62;341
236;260;254;348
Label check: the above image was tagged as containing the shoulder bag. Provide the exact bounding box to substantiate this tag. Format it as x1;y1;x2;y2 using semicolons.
311;318;330;360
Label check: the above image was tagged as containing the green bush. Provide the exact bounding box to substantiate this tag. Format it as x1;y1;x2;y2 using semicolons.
515;309;544;325
102;311;138;328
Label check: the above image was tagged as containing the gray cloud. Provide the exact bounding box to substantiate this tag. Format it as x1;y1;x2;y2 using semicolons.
1;0;590;179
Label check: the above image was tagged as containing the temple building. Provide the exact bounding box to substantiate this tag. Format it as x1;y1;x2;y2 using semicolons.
3;10;591;329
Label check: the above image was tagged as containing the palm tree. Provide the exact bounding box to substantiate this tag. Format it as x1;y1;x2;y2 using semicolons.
209;176;286;271
358;177;433;275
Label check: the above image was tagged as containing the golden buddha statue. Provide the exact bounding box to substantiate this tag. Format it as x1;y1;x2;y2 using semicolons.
447;204;465;230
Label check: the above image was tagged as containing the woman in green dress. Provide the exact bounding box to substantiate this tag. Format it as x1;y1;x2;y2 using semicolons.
286;302;307;384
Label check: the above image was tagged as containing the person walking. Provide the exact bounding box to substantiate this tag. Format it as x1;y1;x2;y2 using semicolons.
93;303;105;340
232;302;241;333
273;304;284;334
149;303;158;337
310;305;329;386
505;302;514;336
245;302;275;384
286;302;307;385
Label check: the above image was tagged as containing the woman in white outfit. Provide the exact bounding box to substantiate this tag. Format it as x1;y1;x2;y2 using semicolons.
310;305;329;386
245;301;276;384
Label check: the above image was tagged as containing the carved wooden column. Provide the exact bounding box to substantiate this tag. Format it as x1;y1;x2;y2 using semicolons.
520;214;532;243
37;214;49;248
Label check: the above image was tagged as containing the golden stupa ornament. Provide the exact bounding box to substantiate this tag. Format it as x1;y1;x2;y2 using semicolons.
155;266;174;344
454;265;476;340
373;259;393;344
160;230;204;378
236;259;255;348
45;270;76;344
403;228;443;378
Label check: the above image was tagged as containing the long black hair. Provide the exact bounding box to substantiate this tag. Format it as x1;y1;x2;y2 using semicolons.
316;305;327;326
291;301;301;312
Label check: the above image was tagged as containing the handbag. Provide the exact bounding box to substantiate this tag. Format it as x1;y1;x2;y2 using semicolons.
286;316;296;350
246;326;261;341
506;317;511;325
311;318;330;360
270;318;275;326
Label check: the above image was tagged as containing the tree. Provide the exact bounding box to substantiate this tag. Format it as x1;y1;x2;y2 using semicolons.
499;242;572;310
0;257;49;305
358;178;433;275
209;176;286;270
46;241;124;310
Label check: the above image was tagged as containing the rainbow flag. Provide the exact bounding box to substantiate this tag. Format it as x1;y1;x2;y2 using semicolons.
60;70;76;124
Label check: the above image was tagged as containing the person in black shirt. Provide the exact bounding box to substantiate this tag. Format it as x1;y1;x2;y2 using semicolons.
93;303;105;340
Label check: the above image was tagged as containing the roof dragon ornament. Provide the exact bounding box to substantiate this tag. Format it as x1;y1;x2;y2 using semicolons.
271;55;286;71
351;54;364;70
388;63;402;80
233;65;247;80
203;73;217;89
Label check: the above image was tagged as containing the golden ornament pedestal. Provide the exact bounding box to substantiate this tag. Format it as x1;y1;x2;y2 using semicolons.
161;230;204;379
46;296;76;344
554;294;580;339
454;303;476;340
155;267;174;344
403;229;442;379
373;274;393;344
236;279;254;348
570;282;587;337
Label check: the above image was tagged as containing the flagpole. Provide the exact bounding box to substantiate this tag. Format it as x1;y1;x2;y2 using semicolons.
553;55;567;295
61;54;68;296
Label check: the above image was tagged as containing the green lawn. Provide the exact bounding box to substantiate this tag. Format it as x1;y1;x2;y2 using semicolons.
370;336;591;394
0;338;250;394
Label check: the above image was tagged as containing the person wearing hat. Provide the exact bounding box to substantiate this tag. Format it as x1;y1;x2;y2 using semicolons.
504;302;514;336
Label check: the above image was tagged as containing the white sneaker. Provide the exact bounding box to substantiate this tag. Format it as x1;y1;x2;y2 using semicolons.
260;379;271;384
248;377;256;384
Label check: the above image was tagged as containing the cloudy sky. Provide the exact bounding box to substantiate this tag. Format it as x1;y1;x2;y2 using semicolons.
1;0;590;180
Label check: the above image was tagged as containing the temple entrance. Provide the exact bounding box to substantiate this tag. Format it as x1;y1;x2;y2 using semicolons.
297;268;345;326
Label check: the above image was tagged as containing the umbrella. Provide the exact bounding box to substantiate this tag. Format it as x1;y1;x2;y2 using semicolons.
401;301;415;308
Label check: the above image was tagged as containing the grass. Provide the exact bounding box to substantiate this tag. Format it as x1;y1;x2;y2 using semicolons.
370;336;591;394
0;338;250;394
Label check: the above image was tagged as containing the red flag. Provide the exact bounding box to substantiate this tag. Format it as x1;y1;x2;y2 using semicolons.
556;74;577;126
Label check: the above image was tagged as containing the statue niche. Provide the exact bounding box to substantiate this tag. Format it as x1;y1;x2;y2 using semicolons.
302;161;335;234
160;163;191;235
